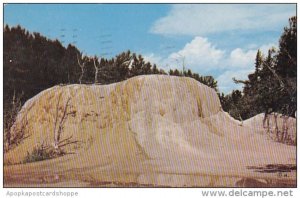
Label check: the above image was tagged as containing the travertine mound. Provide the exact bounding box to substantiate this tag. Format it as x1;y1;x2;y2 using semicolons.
4;75;296;187
244;113;296;143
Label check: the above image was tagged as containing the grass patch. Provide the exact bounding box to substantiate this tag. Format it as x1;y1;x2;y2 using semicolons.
23;143;65;163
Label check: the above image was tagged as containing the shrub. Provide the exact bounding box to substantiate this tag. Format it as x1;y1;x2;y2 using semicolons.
4;92;23;152
23;143;65;163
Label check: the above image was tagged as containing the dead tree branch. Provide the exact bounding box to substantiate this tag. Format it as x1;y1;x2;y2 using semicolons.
264;64;285;89
53;94;61;147
232;77;248;84
77;53;85;84
57;97;71;145
93;57;101;84
53;96;71;150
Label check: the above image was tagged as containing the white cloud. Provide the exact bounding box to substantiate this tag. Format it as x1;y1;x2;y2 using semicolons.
146;4;291;93
226;43;276;69
216;43;277;94
144;37;278;94
143;37;225;72
151;4;295;36
167;37;225;71
228;48;257;68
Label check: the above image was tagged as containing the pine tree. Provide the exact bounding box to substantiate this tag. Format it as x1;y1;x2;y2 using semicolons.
275;16;297;116
255;49;263;73
276;16;296;78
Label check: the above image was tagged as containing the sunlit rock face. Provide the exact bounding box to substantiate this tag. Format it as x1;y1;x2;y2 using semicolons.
4;75;296;187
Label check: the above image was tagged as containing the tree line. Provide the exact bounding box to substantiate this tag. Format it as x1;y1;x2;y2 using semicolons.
220;16;296;122
3;16;296;148
4;16;296;124
3;24;218;147
4;24;219;104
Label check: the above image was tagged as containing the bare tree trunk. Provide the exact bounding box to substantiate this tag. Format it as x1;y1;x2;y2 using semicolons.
93;57;101;84
267;116;270;134
263;113;268;128
282;116;289;142
77;54;85;84
263;113;270;134
53;95;71;151
238;114;243;126
53;94;61;149
274;113;279;138
57;98;71;145
95;68;98;84
79;67;84;84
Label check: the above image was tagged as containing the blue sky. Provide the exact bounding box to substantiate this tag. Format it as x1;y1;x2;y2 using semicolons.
4;4;296;93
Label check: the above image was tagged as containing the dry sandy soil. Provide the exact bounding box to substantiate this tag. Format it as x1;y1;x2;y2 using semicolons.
4;75;296;187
